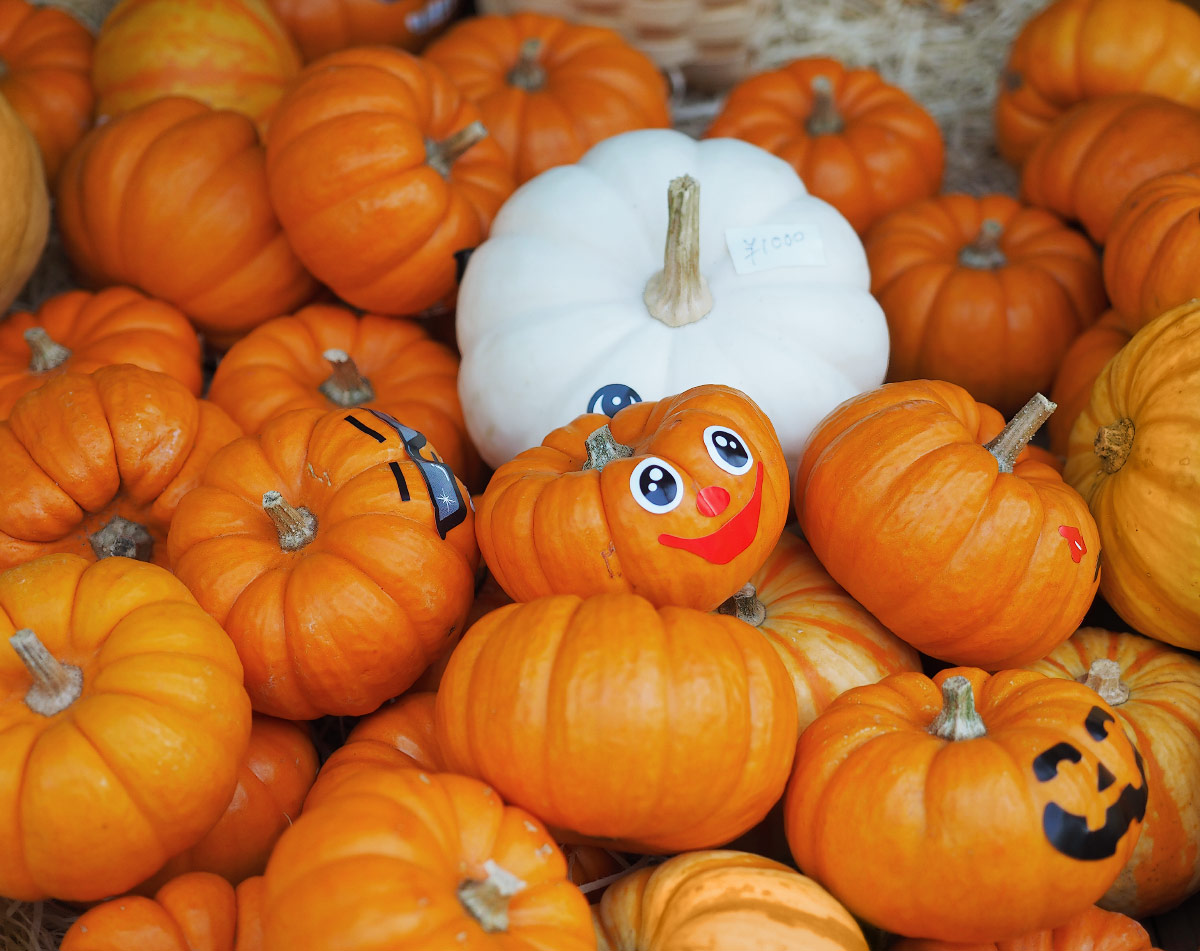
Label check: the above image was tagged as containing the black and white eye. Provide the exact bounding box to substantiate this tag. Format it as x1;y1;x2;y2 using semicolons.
704;426;752;475
629;457;683;514
588;383;642;418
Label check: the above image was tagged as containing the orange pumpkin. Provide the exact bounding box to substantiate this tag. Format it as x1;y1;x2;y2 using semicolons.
0;0;93;182
719;531;921;732
995;0;1200;165
1104;164;1200;332
785;668;1147;942
167;406;479;719
1047;310;1131;459
92;0;300;132
262;766;596;950
0;554;252;901
411;565;511;692
1020;93;1200;244
206;304;479;488
477;384;789;612
595;850;868;951
864;193;1106;417
265;48;514;316
795;381;1100;669
425;12;670;184
0;364;241;571
435;593;797;853
265;0;459;62
1027;628;1200;918
62;873;264;951
705;56;944;234
0;85;47;316
0;287;202;416
56;97;316;348
142;715;318;891
891;904;1156;951
1064;302;1200;649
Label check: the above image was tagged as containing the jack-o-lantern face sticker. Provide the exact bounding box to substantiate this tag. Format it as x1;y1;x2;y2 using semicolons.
1033;706;1148;861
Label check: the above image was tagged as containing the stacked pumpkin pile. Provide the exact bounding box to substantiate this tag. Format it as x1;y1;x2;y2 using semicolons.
2;0;1200;948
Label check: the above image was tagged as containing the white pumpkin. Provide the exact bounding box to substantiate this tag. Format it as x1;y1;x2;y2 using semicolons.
456;128;889;471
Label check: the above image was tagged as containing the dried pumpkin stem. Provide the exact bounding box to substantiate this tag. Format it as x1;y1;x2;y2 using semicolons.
1094;418;1135;474
806;76;844;136
984;393;1056;474
426;121;488;178
507;37;546;91
458;859;527;934
89;515;154;562
24;327;72;372
10;629;83;717
717;583;767;627
1084;658;1130;706
929;675;987;741
318;348;375;407
263;491;318;551
581;424;633;471
644;175;713;328
959;219;1007;270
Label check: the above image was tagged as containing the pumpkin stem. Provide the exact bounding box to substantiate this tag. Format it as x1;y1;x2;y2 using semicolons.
929;675;987;741
581;424;634;471
1084;658;1130;706
89;515;154;562
24;327;72;373
716;583;767;627
426;121;489;178
318;349;375;407
262;491;318;551
9;629;83;717
1094;418;1135;474
458;859;527;934
644;175;713;328
984;393;1056;474
806;76;844;136
959;219;1007;270
507;37;547;91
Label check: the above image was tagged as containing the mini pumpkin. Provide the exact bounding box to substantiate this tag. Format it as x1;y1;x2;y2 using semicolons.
92;0;300;131
56;97;316;347
265;47;515;316
1027;628;1200;918
0;0;93;181
1020;93;1200;244
62;873;264;951
864;193;1106;417
595;850;868;951
411;565;510;692
478;384;787;611
0;88;47;315
785;668;1147;942
265;0;459;61
795;381;1100;669
0;287;202;416
0;554;252;901
1064;302;1200;648
891;904;1156;951
995;0;1200;165
705;56;944;235
167;406;479;719
263;766;596;951
435;593;798;852
1047;311;1131;459
425;12;670;184
206;304;479;488
0;364;241;571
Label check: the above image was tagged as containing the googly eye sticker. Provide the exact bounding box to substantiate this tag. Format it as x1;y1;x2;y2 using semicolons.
703;426;753;475
629;457;683;514
588;383;642;419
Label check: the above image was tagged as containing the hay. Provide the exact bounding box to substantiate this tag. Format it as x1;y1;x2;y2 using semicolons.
1;897;80;950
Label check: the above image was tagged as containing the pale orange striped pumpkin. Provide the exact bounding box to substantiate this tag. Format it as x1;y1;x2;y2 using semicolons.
718;531;921;731
1025;627;1200;918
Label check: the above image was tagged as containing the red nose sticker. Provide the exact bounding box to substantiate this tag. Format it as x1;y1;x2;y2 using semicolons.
696;486;730;517
1059;525;1086;564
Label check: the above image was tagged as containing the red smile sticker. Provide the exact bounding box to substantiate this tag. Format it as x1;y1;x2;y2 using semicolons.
1059;525;1086;564
658;465;763;565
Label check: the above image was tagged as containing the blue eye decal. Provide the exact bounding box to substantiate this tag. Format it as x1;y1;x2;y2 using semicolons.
588;383;642;418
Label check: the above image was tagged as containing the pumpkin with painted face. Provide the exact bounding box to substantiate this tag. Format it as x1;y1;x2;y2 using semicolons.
784;668;1147;943
476;384;788;611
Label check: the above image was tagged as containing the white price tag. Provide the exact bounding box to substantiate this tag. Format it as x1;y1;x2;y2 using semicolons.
725;224;826;274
